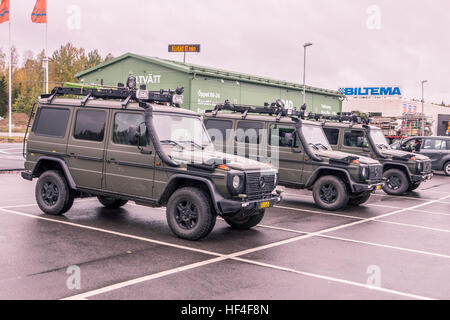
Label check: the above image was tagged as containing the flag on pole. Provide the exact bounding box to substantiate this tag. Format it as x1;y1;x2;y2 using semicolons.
31;0;46;23
0;0;9;23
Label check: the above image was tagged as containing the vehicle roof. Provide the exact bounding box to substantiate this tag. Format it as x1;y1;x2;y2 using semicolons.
37;97;200;117
203;112;321;126
322;122;379;130
402;136;450;140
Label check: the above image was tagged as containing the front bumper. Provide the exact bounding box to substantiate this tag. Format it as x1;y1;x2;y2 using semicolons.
352;181;385;193
218;193;281;218
411;172;434;183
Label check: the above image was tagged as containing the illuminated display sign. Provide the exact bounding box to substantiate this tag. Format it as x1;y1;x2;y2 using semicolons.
168;44;201;53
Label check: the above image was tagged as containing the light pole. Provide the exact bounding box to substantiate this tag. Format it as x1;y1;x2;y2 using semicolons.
421;80;428;136
302;42;313;106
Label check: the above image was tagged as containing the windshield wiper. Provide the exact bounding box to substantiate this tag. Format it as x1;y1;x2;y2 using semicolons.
309;143;319;150
160;140;185;150
180;140;205;150
314;143;329;150
376;144;389;150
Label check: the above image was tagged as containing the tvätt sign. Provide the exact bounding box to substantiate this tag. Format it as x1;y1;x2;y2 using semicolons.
338;86;402;97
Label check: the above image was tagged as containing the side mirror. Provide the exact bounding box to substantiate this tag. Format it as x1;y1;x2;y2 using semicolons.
128;125;140;145
356;137;364;148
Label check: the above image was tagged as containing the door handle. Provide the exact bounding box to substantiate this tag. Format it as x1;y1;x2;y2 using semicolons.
108;158;118;164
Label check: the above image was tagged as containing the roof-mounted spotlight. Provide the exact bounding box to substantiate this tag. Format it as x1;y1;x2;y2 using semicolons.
175;87;185;95
126;76;137;90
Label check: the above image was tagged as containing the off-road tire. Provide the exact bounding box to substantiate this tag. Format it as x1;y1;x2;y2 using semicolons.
407;182;421;192
224;209;265;230
97;196;128;209
348;192;371;206
444;161;450;176
35;170;74;216
312;176;349;211
166;187;216;241
383;169;409;195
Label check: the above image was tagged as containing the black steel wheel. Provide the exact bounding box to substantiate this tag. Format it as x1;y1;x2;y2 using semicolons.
166;187;216;241
312;176;349;211
383;169;409;195
97;196;128;209
36;170;74;215
224;209;265;230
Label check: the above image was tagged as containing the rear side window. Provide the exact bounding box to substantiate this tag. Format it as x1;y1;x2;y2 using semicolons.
323;128;340;145
205;119;233;144
113;112;147;146
33;107;70;138
73;109;106;142
447;140;450;150
423;139;445;150
236;121;264;145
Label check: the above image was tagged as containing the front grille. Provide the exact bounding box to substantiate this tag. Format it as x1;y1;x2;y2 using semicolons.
369;165;383;180
422;160;432;173
245;172;275;201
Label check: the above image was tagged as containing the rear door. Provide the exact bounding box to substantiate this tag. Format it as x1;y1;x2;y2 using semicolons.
420;139;446;168
66;108;108;189
103;110;156;200
267;122;303;187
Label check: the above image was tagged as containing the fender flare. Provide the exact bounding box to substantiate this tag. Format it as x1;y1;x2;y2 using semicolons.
32;156;77;189
159;174;224;214
382;162;414;182
306;166;355;190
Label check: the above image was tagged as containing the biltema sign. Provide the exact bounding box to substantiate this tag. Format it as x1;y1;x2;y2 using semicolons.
338;86;402;97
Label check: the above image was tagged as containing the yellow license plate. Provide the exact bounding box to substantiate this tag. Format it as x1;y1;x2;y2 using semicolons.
259;201;270;209
376;185;382;190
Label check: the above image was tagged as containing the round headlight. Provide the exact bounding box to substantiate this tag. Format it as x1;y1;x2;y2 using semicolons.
232;176;241;189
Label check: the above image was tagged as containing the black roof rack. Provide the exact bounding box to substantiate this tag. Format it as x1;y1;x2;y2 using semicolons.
41;85;185;108
206;100;308;121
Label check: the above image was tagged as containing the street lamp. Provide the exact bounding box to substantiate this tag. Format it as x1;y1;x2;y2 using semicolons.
302;42;313;106
421;80;428;136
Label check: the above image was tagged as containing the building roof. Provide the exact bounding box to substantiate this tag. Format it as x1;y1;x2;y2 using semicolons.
75;52;343;98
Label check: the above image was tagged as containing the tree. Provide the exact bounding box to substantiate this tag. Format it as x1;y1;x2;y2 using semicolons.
0;75;7;117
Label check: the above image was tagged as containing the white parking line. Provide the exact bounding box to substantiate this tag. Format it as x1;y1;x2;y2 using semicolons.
254;223;450;259
62;256;227;300
233;257;433;300
1;195;448;300
374;219;450;234
274;205;361;220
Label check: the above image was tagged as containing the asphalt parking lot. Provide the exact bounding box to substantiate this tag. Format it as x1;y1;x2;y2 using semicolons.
0;143;25;171
0;172;449;300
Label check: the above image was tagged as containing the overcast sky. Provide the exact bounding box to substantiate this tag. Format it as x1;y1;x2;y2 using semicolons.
1;0;449;103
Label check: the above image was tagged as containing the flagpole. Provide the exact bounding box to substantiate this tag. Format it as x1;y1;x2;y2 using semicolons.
8;18;12;138
44;22;48;93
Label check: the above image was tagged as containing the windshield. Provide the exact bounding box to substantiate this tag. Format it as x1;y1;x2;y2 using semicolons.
153;114;214;150
370;129;390;149
301;125;332;151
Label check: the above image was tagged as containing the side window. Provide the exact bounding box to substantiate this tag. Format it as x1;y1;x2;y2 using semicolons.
344;130;367;148
205;119;233;144
269;124;299;147
73;109;106;142
33;107;70;138
423;139;445;150
447;140;450;150
113;112;147;146
323;128;340;145
236;121;264;145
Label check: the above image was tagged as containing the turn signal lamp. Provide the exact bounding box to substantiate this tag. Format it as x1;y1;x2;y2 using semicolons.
352;159;360;164
218;164;230;171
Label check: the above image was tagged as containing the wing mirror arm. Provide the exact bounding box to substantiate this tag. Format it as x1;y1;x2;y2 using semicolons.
128;123;153;155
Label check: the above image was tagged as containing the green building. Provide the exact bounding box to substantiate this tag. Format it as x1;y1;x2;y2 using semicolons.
75;53;343;114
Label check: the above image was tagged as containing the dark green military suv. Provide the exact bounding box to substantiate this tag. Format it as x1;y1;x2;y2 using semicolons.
21;82;280;240
204;102;385;211
322;121;433;195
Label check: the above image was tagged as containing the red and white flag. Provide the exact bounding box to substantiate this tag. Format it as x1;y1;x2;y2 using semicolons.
31;0;47;23
0;0;9;24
